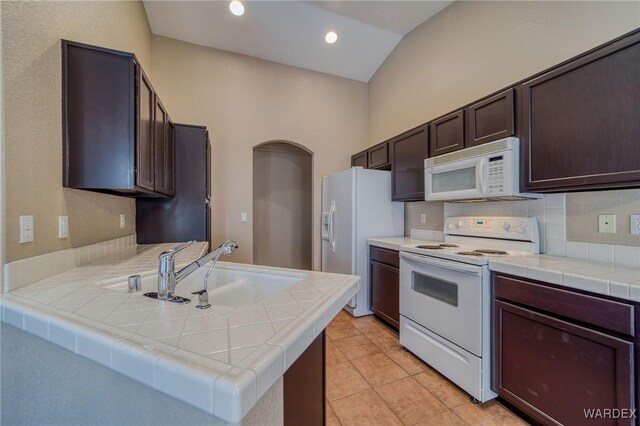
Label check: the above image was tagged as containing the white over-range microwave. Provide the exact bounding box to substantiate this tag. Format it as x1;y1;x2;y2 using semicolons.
424;137;542;202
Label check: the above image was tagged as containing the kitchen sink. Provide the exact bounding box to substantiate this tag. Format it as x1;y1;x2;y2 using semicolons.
102;266;303;308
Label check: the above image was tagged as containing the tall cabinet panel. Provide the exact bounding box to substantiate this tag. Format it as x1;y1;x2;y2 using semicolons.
136;124;211;244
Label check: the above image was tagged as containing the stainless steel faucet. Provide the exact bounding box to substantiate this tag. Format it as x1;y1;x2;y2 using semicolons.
147;240;238;304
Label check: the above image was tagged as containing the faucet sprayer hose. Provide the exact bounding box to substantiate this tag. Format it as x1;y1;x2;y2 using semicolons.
201;241;239;291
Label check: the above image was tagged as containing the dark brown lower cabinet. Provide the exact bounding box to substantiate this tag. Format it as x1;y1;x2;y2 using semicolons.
370;246;399;329
493;275;637;426
284;330;325;426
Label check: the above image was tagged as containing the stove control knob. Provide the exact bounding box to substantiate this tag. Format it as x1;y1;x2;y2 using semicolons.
515;224;526;235
447;223;454;230
502;222;511;232
457;220;464;228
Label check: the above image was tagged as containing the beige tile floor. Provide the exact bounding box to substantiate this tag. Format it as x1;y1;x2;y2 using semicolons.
325;311;528;426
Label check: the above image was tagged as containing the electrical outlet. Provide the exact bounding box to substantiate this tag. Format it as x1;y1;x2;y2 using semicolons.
58;216;69;239
20;215;34;243
631;215;640;235
120;214;126;229
240;212;248;223
420;213;427;224
598;214;616;233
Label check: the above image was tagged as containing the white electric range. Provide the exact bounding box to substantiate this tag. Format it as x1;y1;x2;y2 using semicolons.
398;216;539;403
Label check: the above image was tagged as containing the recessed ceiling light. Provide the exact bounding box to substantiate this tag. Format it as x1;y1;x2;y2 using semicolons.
325;31;338;44
229;1;244;16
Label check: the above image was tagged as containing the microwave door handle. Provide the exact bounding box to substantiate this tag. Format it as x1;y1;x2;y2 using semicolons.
400;252;482;276
478;159;488;195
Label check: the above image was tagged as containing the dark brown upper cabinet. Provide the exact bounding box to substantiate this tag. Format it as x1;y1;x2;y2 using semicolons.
136;66;155;191
391;125;428;201
465;88;515;148
153;97;169;194
166;121;175;197
351;150;367;168
367;142;390;170
63;40;174;197
429;110;464;156
522;31;640;192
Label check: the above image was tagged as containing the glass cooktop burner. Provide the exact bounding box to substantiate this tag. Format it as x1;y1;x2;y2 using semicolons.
474;249;509;255
457;251;485;256
416;245;444;249
439;244;459;248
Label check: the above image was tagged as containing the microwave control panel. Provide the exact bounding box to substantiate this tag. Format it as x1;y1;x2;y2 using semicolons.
487;155;505;194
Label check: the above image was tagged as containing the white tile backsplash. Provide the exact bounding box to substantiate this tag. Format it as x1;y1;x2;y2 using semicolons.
444;194;567;255
2;234;136;293
443;194;640;265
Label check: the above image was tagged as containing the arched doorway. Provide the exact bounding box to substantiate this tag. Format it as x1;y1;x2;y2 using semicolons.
253;142;313;270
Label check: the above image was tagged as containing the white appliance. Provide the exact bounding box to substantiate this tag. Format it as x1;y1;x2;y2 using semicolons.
399;216;539;402
424;137;542;202
321;167;404;317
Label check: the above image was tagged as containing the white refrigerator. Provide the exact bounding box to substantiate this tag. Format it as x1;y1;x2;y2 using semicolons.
321;167;404;317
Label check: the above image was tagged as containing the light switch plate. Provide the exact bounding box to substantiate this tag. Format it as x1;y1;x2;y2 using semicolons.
20;215;34;243
58;216;69;239
240;213;248;223
420;213;427;224
598;214;616;233
120;214;126;229
631;215;640;235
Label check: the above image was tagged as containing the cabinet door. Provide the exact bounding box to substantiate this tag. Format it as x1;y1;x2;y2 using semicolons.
351;151;367;168
136;67;155;191
206;130;211;200
370;260;399;329
494;300;635;426
429;110;464;156
63;42;136;191
465;89;514;147
522;32;640;192
153;97;168;194
367;142;389;169
391;126;428;201
166;121;175;196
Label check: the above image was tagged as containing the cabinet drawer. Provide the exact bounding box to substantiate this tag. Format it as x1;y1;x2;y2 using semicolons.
494;275;635;337
367;143;389;169
465;88;514;147
370;246;399;268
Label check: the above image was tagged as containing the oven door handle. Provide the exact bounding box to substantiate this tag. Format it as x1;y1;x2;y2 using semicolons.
400;252;483;276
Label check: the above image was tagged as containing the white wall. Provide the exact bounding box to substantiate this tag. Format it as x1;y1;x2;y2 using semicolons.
1;1;152;263
151;35;369;269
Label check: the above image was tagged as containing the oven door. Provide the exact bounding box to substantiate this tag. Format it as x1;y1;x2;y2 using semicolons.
399;251;483;356
425;155;488;201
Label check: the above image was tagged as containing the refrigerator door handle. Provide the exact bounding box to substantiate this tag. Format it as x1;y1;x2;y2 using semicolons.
328;201;336;253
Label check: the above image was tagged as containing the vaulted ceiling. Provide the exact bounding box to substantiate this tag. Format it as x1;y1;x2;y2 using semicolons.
143;1;452;82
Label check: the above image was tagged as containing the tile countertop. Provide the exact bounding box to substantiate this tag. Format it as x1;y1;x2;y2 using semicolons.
0;242;359;423
489;254;640;302
368;236;443;251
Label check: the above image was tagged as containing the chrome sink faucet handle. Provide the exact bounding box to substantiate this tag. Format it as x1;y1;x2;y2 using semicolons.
157;241;196;300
